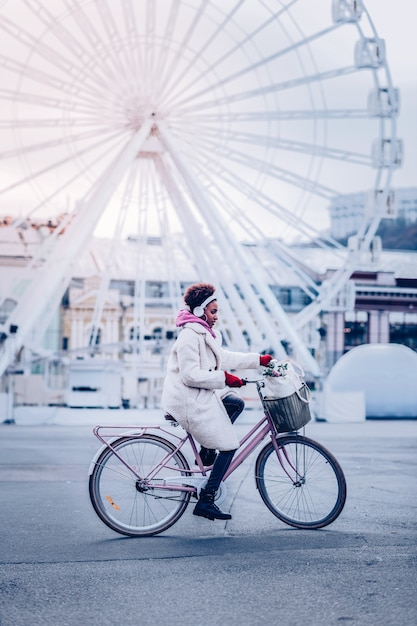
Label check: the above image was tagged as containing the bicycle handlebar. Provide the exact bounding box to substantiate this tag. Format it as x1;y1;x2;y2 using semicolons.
242;378;265;386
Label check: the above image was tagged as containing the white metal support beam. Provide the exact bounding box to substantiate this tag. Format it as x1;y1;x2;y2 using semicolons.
154;154;250;350
0;120;153;377
158;121;320;375
158;124;267;351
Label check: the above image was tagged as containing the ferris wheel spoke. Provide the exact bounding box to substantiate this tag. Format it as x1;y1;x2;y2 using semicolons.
154;0;210;104
247;239;321;301
181;108;371;124
23;0;129;93
294;263;355;329
167;26;342;110
197;137;337;199
26;0;91;58
169;18;342;111
159;0;247;106
191;149;332;243
198;127;373;166
0;130;126;196
120;0;143;74
97;0;126;48
261;244;321;299
87;165;141;345
144;0;158;90
0;54;104;106
201;175;326;299
0;87;109;120
0;117;110;129
177;64;359;115
0;14;104;95
74;0;138;86
195;150;347;252
15;144;124;223
0;128;116;161
154;154;220;284
150;0;182;100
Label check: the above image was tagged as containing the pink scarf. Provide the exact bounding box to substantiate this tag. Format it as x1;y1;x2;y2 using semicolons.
175;309;216;338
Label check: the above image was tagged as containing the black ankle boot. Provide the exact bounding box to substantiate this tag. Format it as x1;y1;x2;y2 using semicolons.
193;488;232;521
195;447;217;467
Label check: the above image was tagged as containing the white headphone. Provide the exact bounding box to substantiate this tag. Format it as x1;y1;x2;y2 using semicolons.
193;292;217;318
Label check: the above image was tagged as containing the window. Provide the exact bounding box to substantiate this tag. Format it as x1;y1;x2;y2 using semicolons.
129;326;140;341
89;327;101;346
279;289;291;306
0;298;17;324
390;320;417;351
152;327;163;340
344;318;368;348
146;282;167;298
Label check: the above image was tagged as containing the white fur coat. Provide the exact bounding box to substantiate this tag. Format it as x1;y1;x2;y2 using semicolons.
161;322;259;450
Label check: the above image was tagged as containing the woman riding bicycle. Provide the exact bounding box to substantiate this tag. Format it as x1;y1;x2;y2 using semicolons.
161;282;272;521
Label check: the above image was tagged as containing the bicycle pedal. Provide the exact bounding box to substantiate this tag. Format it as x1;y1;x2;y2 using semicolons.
184;485;199;499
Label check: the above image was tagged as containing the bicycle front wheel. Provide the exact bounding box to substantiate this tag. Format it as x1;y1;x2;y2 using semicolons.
89;434;192;537
255;435;346;529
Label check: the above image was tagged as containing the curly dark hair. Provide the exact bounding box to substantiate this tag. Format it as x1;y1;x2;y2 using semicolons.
184;282;216;311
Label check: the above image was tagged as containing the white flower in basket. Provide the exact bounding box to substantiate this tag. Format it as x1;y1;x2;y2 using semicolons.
262;359;308;400
261;359;312;432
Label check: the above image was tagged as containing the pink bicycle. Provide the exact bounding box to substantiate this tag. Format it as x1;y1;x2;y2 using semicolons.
89;380;346;536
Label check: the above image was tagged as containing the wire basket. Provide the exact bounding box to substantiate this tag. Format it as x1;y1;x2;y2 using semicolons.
262;383;312;433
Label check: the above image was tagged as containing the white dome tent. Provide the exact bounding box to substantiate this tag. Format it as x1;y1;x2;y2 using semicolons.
320;344;417;422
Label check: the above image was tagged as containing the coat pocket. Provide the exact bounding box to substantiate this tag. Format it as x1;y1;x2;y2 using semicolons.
193;387;214;408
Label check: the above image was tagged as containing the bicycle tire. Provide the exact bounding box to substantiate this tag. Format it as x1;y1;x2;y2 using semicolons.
89;434;192;537
255;434;346;529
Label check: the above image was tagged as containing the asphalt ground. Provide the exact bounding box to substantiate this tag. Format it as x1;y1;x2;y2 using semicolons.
0;411;416;626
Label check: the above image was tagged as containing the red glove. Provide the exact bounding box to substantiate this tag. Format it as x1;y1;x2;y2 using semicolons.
225;372;246;388
259;354;273;367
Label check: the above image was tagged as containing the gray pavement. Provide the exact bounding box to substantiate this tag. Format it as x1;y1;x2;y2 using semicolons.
0;411;416;625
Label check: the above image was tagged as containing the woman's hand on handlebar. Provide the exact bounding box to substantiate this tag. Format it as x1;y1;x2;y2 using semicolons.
224;372;246;388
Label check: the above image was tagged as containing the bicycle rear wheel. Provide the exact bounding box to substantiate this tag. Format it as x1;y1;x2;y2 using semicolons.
255;435;346;529
89;434;192;537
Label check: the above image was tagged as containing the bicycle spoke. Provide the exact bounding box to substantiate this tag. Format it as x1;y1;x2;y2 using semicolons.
256;435;346;529
89;435;191;536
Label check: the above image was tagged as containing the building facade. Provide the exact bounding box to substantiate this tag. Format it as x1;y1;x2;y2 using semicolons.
329;187;417;239
1;225;416;407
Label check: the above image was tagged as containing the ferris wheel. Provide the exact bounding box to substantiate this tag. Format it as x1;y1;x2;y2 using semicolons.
0;0;400;377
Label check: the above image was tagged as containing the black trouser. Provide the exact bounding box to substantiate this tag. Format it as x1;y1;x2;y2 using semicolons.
222;393;244;425
203;394;244;494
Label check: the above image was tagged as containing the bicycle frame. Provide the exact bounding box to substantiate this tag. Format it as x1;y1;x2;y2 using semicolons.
91;382;283;494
